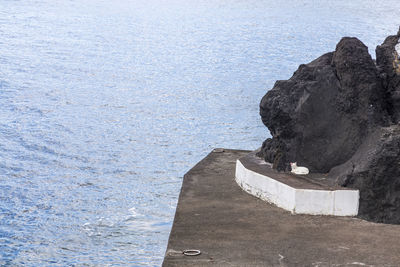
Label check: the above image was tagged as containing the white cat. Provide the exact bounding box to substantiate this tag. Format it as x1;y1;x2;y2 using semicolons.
290;162;309;175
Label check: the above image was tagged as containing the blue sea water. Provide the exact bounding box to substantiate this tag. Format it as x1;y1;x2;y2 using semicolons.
0;0;399;265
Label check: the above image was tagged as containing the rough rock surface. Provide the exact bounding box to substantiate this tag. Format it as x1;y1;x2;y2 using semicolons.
329;125;400;223
257;29;400;223
258;37;388;173
376;30;400;122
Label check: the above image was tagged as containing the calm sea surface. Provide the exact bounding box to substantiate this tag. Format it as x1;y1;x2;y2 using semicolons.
0;0;399;265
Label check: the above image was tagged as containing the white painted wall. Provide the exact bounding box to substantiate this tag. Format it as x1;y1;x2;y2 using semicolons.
235;159;359;216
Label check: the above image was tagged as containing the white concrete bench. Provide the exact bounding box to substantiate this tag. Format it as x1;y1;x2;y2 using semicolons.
235;152;359;216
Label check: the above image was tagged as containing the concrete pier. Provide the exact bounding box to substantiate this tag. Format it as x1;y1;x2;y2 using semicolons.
163;149;400;266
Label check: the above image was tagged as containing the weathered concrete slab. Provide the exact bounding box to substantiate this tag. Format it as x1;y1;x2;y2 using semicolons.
163;149;400;266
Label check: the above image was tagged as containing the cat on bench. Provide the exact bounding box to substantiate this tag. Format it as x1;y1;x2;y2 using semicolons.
290;162;309;175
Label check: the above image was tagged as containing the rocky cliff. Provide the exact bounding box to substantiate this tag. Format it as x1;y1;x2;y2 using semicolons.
257;28;400;224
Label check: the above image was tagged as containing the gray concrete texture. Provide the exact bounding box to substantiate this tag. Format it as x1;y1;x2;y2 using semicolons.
163;149;400;267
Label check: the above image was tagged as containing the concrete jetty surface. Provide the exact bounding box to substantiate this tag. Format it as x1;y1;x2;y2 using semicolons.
163;149;400;266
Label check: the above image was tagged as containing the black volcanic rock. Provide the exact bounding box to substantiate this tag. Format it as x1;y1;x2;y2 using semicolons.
376;29;400;122
257;29;400;223
328;125;400;223
258;37;387;173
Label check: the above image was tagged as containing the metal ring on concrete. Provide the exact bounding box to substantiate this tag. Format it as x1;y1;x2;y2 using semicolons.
183;249;201;256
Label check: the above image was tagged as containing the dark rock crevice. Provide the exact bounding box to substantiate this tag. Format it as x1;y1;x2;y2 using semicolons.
258;28;400;224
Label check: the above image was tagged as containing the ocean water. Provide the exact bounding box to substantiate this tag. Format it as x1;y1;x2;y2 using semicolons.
0;0;399;265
